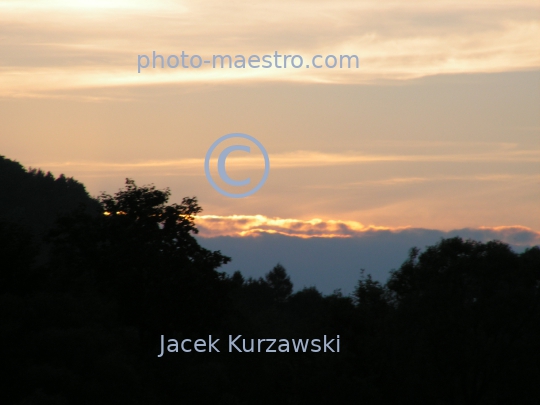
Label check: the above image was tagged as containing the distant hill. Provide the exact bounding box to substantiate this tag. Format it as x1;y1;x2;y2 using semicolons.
0;155;99;236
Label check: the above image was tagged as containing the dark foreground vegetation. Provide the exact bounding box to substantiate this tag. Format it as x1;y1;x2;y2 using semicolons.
1;155;540;404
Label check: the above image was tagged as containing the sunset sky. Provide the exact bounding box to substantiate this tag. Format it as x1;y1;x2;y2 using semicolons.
2;0;539;242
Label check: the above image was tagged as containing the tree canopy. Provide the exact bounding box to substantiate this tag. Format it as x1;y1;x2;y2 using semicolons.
1;163;539;404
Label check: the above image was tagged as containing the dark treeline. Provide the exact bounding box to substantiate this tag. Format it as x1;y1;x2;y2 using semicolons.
0;156;99;238
1;155;540;404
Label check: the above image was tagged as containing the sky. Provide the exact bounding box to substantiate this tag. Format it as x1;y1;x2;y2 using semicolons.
1;1;539;288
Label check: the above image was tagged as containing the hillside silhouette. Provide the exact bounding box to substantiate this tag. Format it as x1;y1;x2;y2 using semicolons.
0;155;99;237
1;156;539;404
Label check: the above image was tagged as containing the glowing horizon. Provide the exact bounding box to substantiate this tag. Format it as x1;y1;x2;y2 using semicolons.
194;214;540;247
1;0;539;236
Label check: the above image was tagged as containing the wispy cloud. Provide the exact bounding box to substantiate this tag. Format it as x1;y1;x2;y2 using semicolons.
306;174;540;189
1;0;539;97
29;144;540;174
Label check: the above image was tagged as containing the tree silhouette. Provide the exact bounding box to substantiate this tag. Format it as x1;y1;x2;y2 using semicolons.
2;157;540;404
47;179;231;336
265;263;293;302
381;238;540;404
0;155;98;238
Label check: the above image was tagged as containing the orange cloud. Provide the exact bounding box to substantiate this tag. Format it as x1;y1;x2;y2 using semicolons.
196;215;397;238
195;215;540;246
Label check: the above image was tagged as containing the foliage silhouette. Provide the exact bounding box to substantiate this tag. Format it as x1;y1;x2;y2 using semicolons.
265;263;293;302
47;179;231;338
0;155;98;238
375;238;540;404
1;158;539;404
